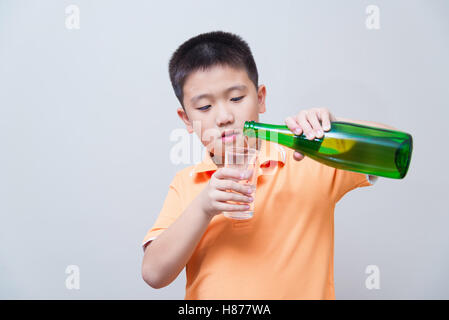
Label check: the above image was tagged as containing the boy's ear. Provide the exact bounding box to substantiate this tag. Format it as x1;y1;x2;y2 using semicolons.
177;107;194;133
257;84;267;114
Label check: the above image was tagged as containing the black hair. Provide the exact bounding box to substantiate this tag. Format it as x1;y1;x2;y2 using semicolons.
168;31;259;110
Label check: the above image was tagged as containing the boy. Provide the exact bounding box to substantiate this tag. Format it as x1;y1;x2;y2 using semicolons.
141;31;396;299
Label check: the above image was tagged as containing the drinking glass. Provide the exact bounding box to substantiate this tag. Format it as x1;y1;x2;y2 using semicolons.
223;146;259;220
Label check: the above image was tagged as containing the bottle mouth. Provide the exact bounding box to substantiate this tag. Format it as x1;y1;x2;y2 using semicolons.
243;121;256;138
243;121;254;130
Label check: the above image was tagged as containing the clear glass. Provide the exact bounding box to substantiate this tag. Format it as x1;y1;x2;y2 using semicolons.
223;146;259;220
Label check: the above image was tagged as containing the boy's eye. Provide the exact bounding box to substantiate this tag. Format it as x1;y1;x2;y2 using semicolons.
231;96;245;102
198;105;211;111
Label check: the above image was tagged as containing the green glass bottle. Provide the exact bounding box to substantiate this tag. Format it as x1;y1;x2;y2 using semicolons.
243;121;413;179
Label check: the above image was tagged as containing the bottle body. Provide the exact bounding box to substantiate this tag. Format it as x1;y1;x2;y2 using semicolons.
243;121;413;179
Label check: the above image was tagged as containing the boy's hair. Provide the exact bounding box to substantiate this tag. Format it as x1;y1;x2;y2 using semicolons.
168;31;259;110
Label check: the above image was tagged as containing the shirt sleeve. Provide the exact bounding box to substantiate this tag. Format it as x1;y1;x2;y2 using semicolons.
332;168;374;203
141;174;184;250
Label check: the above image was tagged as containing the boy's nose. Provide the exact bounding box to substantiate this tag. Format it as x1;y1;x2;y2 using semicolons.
215;106;234;127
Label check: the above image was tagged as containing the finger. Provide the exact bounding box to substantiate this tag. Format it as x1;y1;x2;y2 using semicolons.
306;111;324;138
215;179;255;195
318;109;332;131
215;202;251;212
285;116;302;135
213;167;250;181
222;168;254;183
293;151;305;161
297;112;314;140
215;190;253;203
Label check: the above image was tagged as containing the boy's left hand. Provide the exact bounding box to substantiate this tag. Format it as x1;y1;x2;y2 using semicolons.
284;108;337;161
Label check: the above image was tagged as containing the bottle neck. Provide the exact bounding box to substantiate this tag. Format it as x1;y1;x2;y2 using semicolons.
243;121;293;138
243;121;321;152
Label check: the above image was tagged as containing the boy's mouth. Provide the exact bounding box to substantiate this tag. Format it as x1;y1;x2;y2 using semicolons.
221;129;239;143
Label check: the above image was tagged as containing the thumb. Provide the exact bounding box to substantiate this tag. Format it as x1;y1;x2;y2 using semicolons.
293;151;305;161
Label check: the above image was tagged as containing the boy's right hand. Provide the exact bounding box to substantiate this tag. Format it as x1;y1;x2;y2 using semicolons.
198;167;255;219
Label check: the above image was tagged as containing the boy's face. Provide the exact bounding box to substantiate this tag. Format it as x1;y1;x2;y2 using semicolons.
177;64;266;160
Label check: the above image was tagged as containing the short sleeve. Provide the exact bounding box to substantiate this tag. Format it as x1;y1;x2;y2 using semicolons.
332;168;373;202
141;174;184;250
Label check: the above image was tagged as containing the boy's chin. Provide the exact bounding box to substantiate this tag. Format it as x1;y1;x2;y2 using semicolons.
209;136;258;156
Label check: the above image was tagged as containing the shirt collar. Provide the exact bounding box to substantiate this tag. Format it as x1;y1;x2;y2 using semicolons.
191;139;286;175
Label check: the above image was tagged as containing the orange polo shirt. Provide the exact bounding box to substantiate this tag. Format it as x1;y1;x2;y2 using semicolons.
142;139;375;299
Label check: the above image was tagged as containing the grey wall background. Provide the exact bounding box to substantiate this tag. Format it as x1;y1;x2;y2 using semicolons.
0;0;448;299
